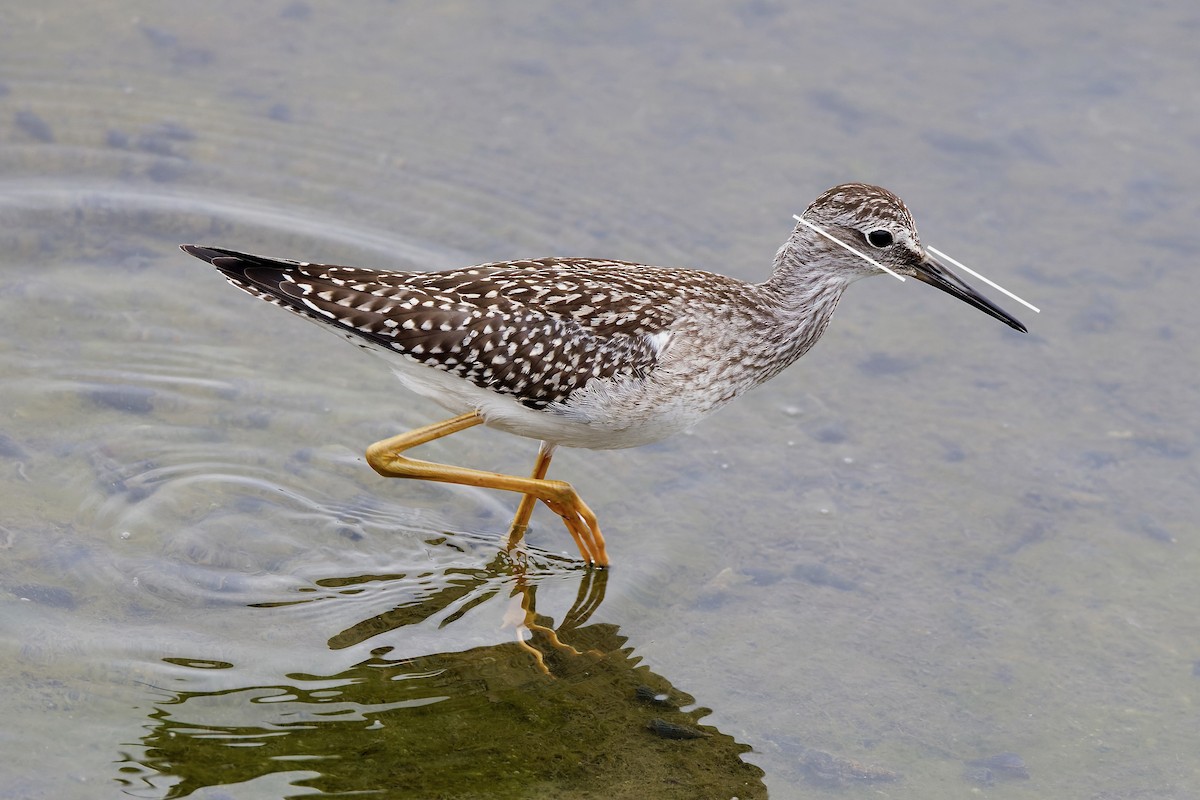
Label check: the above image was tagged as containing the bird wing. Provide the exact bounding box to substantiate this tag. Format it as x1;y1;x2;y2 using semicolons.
182;247;694;408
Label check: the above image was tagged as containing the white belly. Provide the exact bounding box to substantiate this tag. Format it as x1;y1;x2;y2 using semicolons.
386;355;708;450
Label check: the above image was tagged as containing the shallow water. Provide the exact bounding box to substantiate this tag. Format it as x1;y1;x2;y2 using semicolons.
2;2;1199;798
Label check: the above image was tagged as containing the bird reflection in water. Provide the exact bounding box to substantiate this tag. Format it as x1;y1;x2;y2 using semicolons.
503;555;608;675
117;547;766;799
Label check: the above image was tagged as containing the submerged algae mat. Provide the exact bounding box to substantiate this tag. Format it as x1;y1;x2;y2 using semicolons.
121;568;766;799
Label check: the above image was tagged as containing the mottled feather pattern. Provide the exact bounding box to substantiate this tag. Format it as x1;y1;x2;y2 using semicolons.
183;184;1025;450
194;247;757;411
809;183;916;234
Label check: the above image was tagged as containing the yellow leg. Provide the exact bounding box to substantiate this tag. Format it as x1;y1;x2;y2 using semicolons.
506;441;556;550
365;412;609;566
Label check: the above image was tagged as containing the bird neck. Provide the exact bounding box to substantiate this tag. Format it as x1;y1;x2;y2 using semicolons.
750;236;852;376
761;235;851;318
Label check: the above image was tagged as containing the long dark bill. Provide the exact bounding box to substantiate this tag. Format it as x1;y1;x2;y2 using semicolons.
911;251;1027;333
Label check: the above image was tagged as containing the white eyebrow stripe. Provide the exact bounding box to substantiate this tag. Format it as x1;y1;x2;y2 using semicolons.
926;246;1041;313
792;214;905;281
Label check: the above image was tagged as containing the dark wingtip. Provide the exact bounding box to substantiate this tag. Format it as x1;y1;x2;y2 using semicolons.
180;245;265;278
179;244;223;264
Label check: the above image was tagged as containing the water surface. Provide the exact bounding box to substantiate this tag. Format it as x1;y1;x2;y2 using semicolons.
2;2;1198;798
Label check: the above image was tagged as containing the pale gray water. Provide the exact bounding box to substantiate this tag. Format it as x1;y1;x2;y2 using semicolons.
2;2;1198;798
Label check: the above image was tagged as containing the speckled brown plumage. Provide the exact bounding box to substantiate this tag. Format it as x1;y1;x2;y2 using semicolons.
186;248;761;410
182;183;1025;452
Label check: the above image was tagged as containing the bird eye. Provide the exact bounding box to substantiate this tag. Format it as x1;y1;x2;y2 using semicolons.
866;229;893;248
